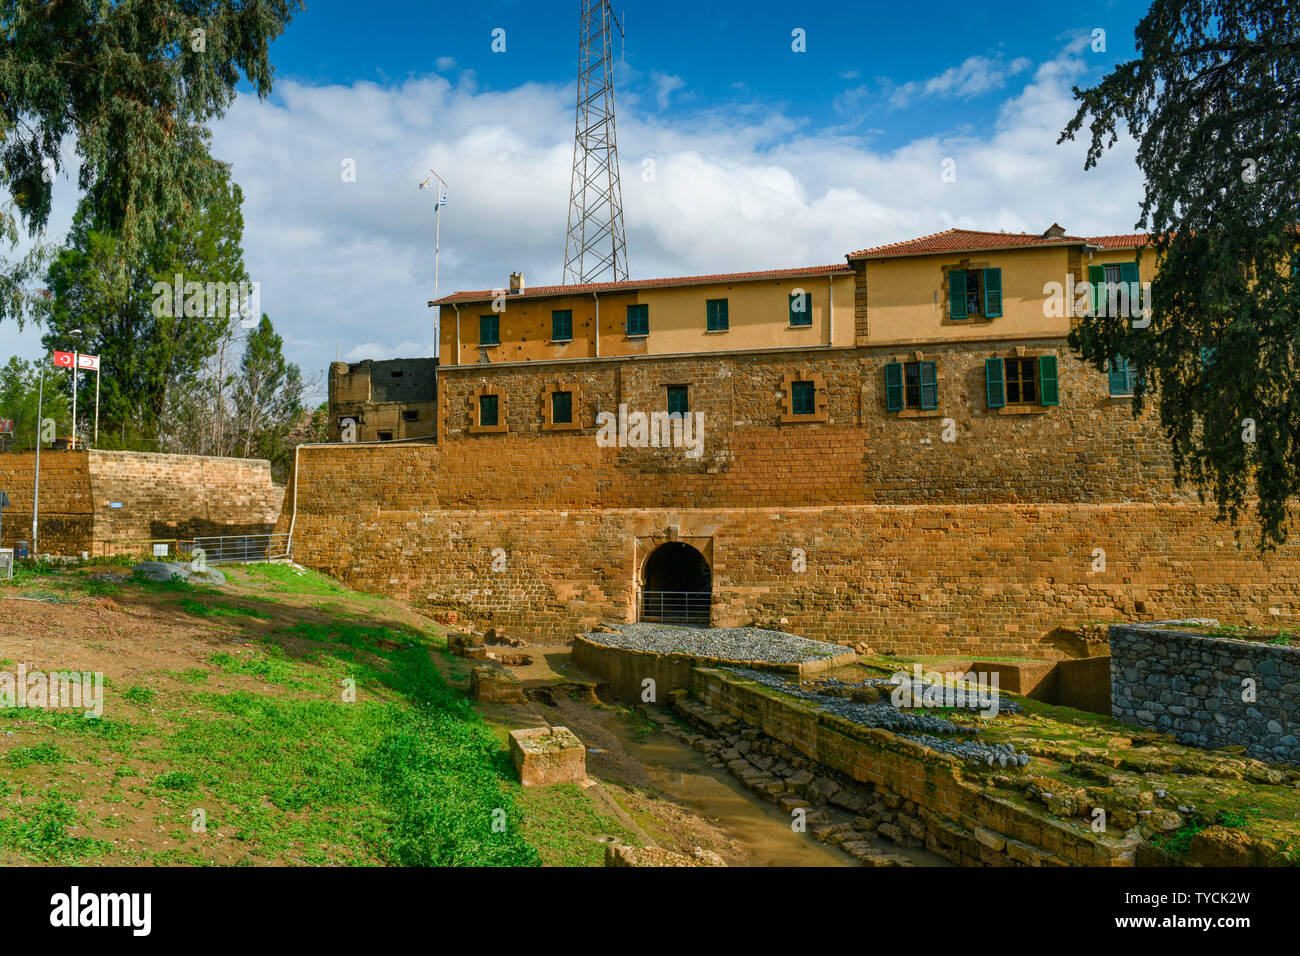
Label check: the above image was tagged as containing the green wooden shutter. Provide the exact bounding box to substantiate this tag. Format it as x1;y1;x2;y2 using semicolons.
1118;262;1140;318
1088;265;1105;315
885;363;904;411
1038;355;1059;406
985;357;1005;408
920;361;938;410
949;270;967;319
982;268;1002;317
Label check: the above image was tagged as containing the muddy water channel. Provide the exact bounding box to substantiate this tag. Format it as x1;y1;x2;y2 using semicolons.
602;711;947;867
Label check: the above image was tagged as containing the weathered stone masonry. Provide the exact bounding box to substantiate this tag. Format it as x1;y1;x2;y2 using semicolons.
279;340;1300;655
0;450;282;555
1110;624;1300;765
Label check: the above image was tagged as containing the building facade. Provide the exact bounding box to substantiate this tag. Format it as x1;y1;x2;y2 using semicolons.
283;227;1300;655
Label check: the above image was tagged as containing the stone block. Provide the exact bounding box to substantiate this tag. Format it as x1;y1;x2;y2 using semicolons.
469;665;525;703
509;726;586;787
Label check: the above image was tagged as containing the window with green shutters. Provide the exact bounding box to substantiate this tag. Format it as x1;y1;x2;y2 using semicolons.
479;314;500;346
1090;261;1141;316
551;390;573;424
885;361;937;411
791;380;816;415
479;394;499;427
626;303;649;336
1108;356;1137;396
949;268;1001;319
667;385;689;416
986;356;1058;407
706;298;729;331
789;291;813;326
551;309;573;341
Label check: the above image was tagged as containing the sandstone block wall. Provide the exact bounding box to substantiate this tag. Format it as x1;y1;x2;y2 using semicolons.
280;448;1300;656
0;451;93;554
1110;624;1300;764
279;338;1300;654
0;450;282;556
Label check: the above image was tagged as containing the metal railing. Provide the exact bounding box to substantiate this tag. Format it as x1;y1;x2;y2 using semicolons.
638;590;711;627
179;533;290;565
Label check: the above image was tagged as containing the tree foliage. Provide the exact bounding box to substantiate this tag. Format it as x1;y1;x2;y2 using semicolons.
0;355;70;451
0;0;301;326
38;164;248;446
233;314;305;477
1061;0;1300;547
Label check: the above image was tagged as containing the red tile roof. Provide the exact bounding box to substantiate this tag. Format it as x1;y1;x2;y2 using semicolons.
429;263;852;306
1087;233;1150;249
848;228;1092;259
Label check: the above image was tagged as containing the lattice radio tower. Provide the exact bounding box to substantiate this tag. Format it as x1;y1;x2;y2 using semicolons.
562;0;628;285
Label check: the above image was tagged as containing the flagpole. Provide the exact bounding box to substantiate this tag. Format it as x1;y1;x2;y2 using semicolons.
32;363;43;555
93;364;100;446
71;349;78;449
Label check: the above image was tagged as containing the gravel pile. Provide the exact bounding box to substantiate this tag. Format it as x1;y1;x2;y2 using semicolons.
728;667;1030;768
584;622;847;665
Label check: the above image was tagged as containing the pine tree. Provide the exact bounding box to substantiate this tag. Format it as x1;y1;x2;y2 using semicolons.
1061;0;1300;547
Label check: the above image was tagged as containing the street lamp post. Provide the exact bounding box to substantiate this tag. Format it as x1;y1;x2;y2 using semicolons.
418;169;448;358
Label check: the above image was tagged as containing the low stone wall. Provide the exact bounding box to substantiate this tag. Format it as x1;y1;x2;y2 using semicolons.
0;450;282;556
572;633;854;701
691;667;1137;866
1110;623;1300;764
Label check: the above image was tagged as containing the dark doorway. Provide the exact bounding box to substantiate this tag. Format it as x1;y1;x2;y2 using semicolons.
639;542;711;626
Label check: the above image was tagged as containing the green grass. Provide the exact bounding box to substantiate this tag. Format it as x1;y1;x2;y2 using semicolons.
122;685;156;706
180;598;271;620
144;633;539;865
0;791;110;862
513;783;636;867
242;563;348;596
0;571;547;866
6;742;66;767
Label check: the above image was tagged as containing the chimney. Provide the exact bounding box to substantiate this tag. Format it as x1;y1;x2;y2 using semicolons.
1042;222;1066;239
510;272;525;294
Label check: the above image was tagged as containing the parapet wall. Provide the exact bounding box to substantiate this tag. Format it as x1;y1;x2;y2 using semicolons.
0;450;282;555
1110;624;1300;765
281;447;1300;655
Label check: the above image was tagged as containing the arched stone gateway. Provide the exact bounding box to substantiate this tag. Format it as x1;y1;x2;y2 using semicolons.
638;542;712;626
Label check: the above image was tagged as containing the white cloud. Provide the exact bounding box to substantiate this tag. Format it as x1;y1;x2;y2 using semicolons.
3;42;1142;378
838;53;1036;115
650;72;686;111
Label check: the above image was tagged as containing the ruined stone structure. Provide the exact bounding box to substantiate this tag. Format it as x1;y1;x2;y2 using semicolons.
327;357;437;443
282;228;1300;656
1110;623;1300;765
0;450;282;556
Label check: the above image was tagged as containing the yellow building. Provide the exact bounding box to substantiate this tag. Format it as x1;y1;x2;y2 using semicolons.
431;264;856;366
432;227;1151;367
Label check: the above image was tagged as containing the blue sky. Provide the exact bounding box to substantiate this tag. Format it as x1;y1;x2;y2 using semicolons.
2;0;1153;393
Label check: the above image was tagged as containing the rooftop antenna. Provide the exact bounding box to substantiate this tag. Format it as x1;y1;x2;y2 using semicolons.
562;0;629;286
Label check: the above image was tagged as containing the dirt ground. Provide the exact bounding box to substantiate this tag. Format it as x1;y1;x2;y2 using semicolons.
0;563;827;866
